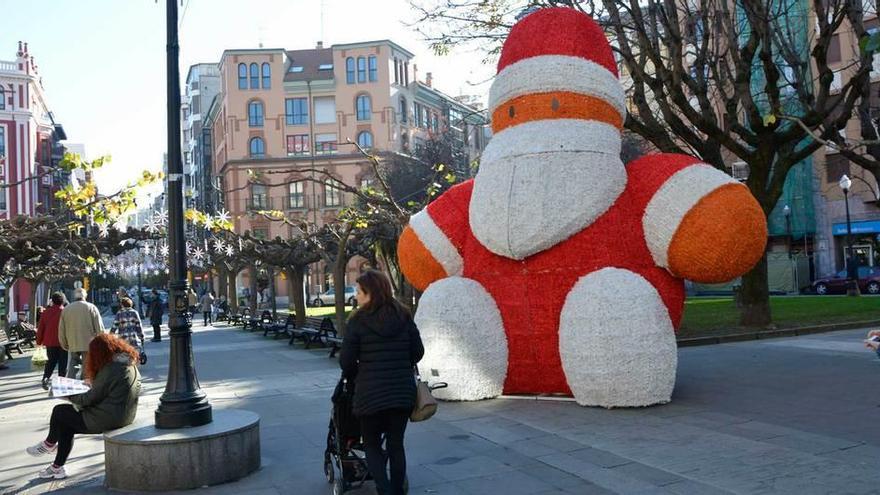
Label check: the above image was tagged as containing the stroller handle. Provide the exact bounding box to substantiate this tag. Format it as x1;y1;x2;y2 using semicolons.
429;382;448;391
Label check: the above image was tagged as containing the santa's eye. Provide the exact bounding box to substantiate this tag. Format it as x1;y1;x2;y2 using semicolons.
551;98;560;111
508;105;515;118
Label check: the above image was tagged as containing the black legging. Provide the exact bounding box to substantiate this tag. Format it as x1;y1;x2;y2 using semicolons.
360;408;409;495
203;311;212;326
152;323;161;341
46;404;92;466
42;347;68;381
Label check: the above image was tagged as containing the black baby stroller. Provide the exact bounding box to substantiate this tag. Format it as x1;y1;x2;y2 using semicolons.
324;375;447;494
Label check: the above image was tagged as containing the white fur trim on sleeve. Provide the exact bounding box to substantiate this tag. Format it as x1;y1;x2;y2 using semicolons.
488;55;625;116
409;208;464;276
642;164;739;268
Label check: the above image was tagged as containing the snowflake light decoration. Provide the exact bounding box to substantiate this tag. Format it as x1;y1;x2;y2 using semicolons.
192;247;205;262
97;222;110;238
225;245;235;257
160;244;170;257
145;216;161;234
203;217;214;231
154;209;169;226
213;240;227;254
215;209;231;224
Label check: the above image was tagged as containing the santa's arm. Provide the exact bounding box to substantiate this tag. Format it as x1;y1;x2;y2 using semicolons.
397;181;471;291
634;154;767;284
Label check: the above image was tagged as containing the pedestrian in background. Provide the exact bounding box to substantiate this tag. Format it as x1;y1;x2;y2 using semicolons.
340;270;425;495
147;289;163;342
36;293;68;390
58;288;104;380
200;290;215;326
111;297;144;359
26;333;141;480
187;288;198;314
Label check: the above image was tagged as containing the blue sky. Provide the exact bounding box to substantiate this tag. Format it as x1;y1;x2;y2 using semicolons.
2;0;493;197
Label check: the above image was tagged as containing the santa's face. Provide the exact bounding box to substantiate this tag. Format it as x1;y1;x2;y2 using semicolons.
469;56;628;260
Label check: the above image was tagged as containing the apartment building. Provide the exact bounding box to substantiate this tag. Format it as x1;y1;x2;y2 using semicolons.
205;40;488;302
183;63;221;216
813;15;880;279
0;41;69;313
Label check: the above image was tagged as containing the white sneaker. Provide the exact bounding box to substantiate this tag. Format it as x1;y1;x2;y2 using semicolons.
37;465;67;479
26;441;57;457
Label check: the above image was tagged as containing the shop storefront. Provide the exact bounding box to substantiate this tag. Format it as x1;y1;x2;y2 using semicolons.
832;219;880;269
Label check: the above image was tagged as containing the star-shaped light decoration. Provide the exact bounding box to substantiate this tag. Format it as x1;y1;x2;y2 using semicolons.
192;247;205;262
85;265;93;274
215;209;231;224
144;216;161;234
203;216;214;231
213;240;227;254
186;241;194;255
97;222;110;238
142;244;152;257
160;244;170;257
225;245;235;257
154;209;169;226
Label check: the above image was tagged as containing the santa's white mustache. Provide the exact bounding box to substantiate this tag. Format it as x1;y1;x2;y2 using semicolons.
481;119;622;164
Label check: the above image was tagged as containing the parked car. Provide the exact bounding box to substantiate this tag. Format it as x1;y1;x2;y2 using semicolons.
812;266;880;295
312;286;356;307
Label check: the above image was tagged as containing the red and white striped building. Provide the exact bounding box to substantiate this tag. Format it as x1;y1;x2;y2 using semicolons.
0;41;68;315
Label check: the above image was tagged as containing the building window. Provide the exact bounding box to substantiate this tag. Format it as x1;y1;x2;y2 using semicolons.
357;131;373;149
253;228;269;240
404;61;409;85
251;183;268;208
261;63;271;89
825;154;850;183
238;64;247;89
315;133;337;155
248;101;264;127
357;57;366;83
422;107;430;128
393;58;399;84
314;97;336;124
285;97;308;125
249;137;265;158
414;104;423;128
287;134;309;155
399;97;408;123
288;181;304;209
346;57;355;84
356;94;371;121
828;34;842;64
324;179;342;207
249;63;259;89
0;127;4;160
432;112;439;132
368;56;377;82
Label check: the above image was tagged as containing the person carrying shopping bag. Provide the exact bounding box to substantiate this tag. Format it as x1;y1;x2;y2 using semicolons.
111;298;146;364
36;293;68;390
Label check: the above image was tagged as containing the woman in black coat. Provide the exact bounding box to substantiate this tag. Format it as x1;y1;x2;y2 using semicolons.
340;270;424;495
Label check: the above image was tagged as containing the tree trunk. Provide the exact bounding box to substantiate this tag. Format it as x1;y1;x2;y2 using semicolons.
218;266;228;305
28;279;40;323
248;265;258;313
289;265;306;327
228;270;238;312
334;233;351;336
738;253;772;326
268;266;277;318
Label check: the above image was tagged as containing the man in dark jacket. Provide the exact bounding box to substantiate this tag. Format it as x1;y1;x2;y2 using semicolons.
147;289;163;342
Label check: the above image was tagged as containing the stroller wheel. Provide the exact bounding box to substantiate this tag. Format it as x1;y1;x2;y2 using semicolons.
332;477;345;495
324;458;334;483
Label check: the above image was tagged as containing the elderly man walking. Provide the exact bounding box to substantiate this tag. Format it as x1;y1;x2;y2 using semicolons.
59;288;105;379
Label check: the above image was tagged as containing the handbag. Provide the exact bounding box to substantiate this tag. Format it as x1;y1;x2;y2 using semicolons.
410;367;438;422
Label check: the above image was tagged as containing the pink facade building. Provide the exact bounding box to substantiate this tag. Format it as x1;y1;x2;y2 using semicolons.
0;42;68;314
204;40;489;304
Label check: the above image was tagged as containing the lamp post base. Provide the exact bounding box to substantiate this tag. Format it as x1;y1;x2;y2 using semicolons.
155;400;213;429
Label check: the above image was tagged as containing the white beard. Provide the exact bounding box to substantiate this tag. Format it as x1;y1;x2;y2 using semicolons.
470;119;626;260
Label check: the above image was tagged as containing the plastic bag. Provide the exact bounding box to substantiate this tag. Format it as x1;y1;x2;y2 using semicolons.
30;346;48;370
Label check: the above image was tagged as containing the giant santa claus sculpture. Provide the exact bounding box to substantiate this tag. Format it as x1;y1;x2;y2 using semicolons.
397;7;767;407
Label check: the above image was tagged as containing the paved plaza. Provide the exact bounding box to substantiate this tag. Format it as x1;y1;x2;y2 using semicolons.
1;321;880;494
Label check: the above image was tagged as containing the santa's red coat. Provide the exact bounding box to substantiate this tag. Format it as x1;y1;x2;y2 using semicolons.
423;154;703;395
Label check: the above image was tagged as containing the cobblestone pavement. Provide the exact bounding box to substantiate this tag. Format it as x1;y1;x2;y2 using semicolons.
1;320;879;494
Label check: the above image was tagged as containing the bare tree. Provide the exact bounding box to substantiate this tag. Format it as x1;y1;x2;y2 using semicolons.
408;0;873;326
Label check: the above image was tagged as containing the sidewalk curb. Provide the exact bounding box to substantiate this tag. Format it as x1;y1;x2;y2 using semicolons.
677;319;880;347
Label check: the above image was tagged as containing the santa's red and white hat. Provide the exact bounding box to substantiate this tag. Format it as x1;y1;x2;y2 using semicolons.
488;8;625;134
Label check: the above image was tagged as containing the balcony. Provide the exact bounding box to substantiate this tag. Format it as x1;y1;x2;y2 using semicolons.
0;60;17;73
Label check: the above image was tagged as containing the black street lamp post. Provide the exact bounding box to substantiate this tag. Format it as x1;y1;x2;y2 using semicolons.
839;174;861;297
155;0;212;428
783;204;792;259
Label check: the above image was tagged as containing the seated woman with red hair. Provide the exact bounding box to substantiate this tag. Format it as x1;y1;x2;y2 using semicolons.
26;333;142;479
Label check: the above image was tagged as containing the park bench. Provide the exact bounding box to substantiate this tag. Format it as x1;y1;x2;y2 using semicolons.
228;307;250;327
263;314;295;339
0;326;23;360
243;310;263;332
10;321;36;348
288;316;343;358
